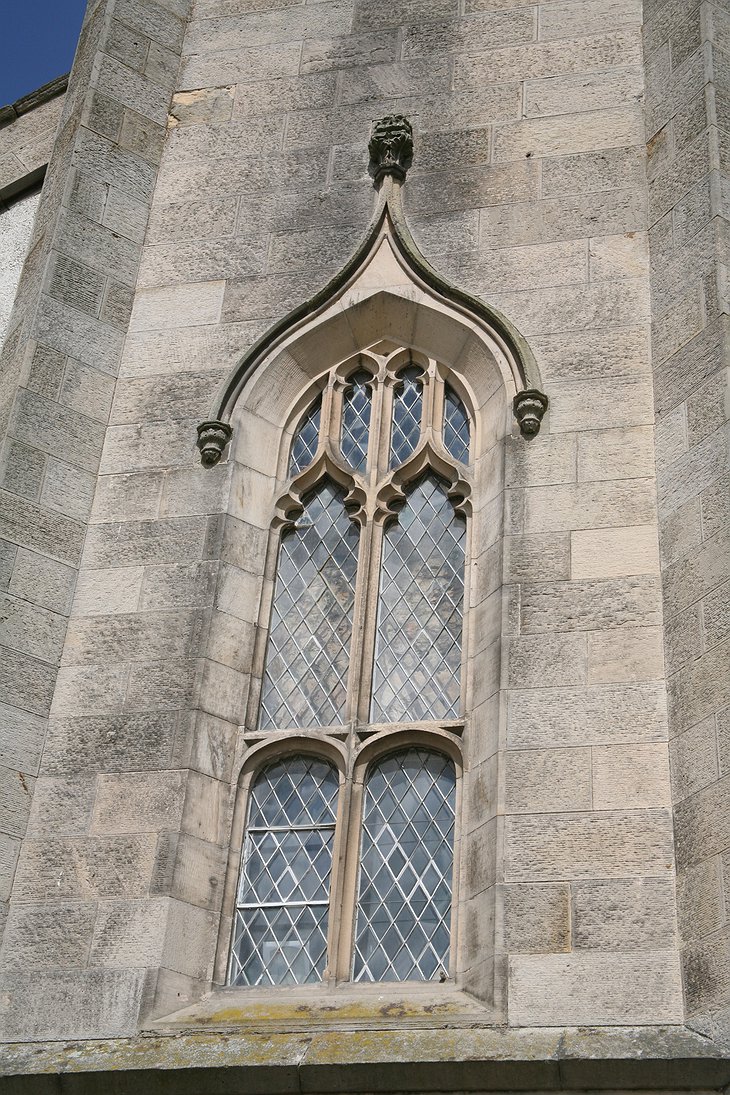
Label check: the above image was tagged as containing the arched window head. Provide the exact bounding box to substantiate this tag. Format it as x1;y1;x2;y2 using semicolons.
230;347;470;986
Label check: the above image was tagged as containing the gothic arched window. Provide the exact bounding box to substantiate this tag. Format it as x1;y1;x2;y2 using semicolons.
229;348;471;987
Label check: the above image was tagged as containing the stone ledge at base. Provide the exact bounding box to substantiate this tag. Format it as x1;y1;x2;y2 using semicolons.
1;1025;729;1093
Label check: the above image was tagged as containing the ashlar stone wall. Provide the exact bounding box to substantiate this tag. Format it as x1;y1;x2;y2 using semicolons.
0;0;725;1048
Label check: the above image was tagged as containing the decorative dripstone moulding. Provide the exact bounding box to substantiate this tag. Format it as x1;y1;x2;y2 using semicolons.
368;114;414;184
196;116;549;467
513;389;549;436
197;420;232;467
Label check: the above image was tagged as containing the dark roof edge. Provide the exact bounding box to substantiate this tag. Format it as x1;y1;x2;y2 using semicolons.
0;72;69;128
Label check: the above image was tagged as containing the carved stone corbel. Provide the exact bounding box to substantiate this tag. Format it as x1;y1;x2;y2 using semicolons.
197;420;233;466
368;115;414;185
513;389;548;437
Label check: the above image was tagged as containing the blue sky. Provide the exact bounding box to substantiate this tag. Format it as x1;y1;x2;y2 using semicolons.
0;0;87;106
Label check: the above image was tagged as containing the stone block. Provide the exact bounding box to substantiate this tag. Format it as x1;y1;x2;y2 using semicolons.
115;0;186;51
0;593;66;664
40;459;97;524
48;253;105;318
9;388;105;474
0;438;45;502
504;434;576;489
454;30;642;87
83;516;209;569
102;185;149;244
8;548;75;617
491;278;649;336
146;196;237;247
59;359;116;424
670;716;721;802
179;41;301;89
505;809;674;881
683;927;730;1016
571;524;660;578
71;566;144;617
129;281;225;332
676;855;725;942
494;106;643;164
577;426;655;482
0;967;145;1041
25;775;95;837
663;530;730;616
524;68;643;119
674;773;730;869
0;901;96;970
43;711;177;775
540;0;641;39
90;897;168;967
51;663;128;716
0;646;57;717
407;161;538;216
299;31;397;75
586;625;664;684
161;897;218;980
125;657;199;711
160;465;232;518
137;234;266;288
464;817;498;899
13;834;158;900
56;209;140;288
572;876;677;951
503;533;571;583
686;366;730;449
90;471;164;523
520;575;661;633
459;239;587;295
592;742;671;809
0;762;34;838
0;702;48;775
548;378;654;434
508;681;668;749
91;770;187;834
504;748;592;813
521;480;656;535
658;426;727;519
62;607;205;666
500;882;571;953
24;344;66;402
531;325;649;383
669;640;730;735
106;18;150;72
664;601;702;676
655;315;727;416
34;294;125;374
703;580;730;649
507;633;587;688
404;9;535;57
158;830;228;910
139;561;218;611
509;951;682;1025
119;109;166;165
0;833;20;902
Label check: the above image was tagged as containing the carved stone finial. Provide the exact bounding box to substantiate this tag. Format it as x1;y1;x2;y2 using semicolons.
197;420;233;466
368;115;414;185
513;389;548;437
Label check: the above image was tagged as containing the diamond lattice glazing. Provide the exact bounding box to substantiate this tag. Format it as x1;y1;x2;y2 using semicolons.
371;475;465;722
230;756;339;986
353;749;455;982
289;397;322;476
390;367;423;468
443;385;470;464
259;480;359;729
341;371;372;472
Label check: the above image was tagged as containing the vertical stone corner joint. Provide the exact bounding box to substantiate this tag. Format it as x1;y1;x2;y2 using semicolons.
197;420;233;467
513;389;548;437
368;115;414;185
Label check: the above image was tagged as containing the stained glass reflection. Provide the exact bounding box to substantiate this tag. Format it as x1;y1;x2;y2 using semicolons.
371;476;465;722
289;396;322;477
230;756;339;986
443;385;470;464
390;367;423;469
353;749;455;982
259;480;359;729
341;371;372;472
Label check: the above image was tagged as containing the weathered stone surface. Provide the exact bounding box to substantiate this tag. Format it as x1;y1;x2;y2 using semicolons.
572;877;677;951
13;835;159;900
91;771;187;834
509;952;682;1025
504;810;674;881
508;682;668;748
586;625;664;684
504;748;592;813
0;901;96;970
592;743;671;808
571;525;660;578
500;882;571;953
520;575;661;632
0;967;145;1041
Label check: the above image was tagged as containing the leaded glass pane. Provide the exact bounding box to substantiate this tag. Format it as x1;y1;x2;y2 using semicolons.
289;396;321;476
390;367;423;469
371;476;465;722
230;756;339;986
341;371;372;472
353;749;455;982
443;385;470;464
259;480;359;729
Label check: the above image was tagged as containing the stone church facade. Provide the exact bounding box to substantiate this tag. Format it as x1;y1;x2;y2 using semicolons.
0;0;728;1088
